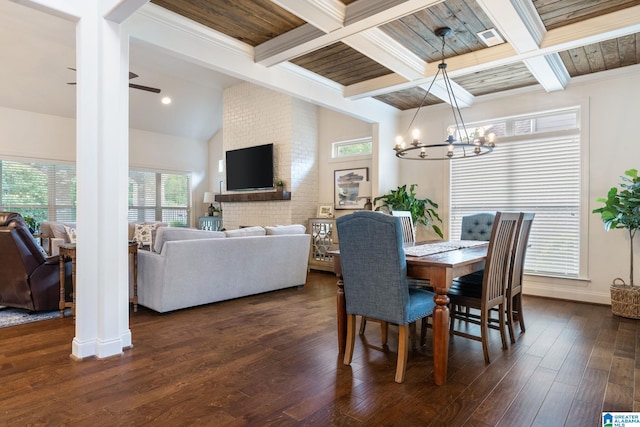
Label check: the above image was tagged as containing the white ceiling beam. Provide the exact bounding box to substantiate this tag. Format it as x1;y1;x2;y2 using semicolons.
344;27;475;106
345;43;517;99
346;6;640;99
129;3;398;124
271;0;345;33
343;27;425;80
425;79;475;108
476;0;568;93
523;54;569;93
256;0;444;66
540;4;640;51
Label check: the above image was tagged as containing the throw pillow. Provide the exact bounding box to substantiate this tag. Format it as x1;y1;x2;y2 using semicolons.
63;225;77;243
133;223;156;247
223;226;266;238
265;224;306;235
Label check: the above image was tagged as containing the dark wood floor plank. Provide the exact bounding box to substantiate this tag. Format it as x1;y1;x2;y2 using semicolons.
531;381;577;427
495;366;557;426
0;272;633;426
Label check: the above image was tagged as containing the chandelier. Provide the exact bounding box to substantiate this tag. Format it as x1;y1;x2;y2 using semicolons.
394;27;496;160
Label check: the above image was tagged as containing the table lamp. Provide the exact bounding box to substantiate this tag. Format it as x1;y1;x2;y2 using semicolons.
358;181;373;210
203;192;215;216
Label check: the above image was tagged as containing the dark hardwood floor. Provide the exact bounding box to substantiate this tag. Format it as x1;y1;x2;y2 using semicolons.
0;271;635;426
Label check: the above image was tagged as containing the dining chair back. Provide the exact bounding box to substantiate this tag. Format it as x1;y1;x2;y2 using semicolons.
448;211;522;363
336;210;436;383
392;210;416;243
506;212;535;342
460;212;495;241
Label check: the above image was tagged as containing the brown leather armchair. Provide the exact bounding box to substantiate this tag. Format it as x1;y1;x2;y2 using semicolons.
0;212;71;311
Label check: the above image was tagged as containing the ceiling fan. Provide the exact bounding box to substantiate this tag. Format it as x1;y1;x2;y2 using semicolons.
67;67;161;93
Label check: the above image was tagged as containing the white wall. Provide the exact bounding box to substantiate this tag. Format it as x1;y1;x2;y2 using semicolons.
394;65;640;304
0;105;209;226
317;107;374;219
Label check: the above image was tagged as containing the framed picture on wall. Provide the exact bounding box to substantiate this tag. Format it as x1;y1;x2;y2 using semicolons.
317;205;334;218
334;167;369;210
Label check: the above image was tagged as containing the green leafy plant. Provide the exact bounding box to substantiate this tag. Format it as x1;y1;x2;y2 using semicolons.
373;184;443;238
593;168;640;286
23;216;39;233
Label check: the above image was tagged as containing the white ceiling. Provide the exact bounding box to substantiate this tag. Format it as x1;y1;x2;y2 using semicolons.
0;1;242;141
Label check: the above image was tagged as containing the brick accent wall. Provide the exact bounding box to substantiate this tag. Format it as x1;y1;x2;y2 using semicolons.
222;83;318;229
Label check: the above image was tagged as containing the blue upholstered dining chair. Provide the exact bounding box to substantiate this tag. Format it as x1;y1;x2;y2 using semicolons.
336;211;436;383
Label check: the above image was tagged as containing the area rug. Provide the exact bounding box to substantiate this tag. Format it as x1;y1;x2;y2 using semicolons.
0;306;69;328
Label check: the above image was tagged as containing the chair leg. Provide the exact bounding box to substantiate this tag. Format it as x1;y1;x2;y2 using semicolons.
506;296;516;344
420;317;428;347
395;324;409;383
359;316;367;335
480;310;491;364
381;321;388;345
515;294;526;333
343;314;356;365
498;303;508;350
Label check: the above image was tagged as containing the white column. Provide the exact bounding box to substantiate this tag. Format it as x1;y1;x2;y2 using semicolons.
73;0;143;359
18;0;145;359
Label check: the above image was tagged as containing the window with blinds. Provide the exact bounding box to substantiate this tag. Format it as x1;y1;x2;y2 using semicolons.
128;170;190;226
1;158;190;228
450;107;582;278
0;160;76;224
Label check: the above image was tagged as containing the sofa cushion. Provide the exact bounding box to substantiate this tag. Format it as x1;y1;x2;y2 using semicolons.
40;221;76;242
154;227;226;253
64;225;77;243
128;221;168;240
224;226;266;238
265;224;306;235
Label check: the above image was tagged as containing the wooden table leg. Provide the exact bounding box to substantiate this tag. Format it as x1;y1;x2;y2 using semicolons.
70;256;76;318
59;255;66;318
129;243;139;312
431;269;452;386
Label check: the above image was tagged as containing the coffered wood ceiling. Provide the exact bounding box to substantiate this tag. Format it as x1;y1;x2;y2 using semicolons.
150;0;640;111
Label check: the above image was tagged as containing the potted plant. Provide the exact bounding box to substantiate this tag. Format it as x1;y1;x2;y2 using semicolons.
275;180;284;192
374;184;443;238
593;168;640;318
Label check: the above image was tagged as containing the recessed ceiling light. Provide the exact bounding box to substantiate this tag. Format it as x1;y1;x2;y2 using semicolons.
161;96;172;105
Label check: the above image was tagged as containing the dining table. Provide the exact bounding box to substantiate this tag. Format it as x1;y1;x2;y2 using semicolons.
331;240;489;386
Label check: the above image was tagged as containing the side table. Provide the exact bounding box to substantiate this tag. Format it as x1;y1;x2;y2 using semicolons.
58;242;139;318
129;241;139;312
58;243;76;318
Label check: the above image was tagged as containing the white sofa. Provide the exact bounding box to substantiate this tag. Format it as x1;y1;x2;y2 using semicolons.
137;225;311;313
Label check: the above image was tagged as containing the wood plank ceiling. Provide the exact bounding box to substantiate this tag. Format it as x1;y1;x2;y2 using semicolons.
150;0;640;111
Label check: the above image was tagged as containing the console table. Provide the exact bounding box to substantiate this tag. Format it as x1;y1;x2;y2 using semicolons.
58;241;139;318
308;218;338;272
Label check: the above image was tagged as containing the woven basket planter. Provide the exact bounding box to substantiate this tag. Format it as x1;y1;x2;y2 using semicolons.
610;278;640;319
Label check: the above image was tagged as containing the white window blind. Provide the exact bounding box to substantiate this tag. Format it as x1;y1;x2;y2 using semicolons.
0;159;76;224
1;158;190;228
128;170;190;226
450;108;581;278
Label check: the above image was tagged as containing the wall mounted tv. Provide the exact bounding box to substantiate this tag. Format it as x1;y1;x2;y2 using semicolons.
225;143;274;191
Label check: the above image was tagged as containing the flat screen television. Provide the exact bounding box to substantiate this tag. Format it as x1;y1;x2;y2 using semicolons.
225;143;274;191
